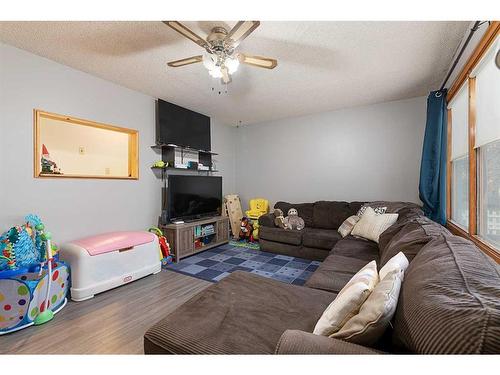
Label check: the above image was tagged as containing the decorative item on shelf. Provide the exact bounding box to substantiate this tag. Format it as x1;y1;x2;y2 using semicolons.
198;163;210;171
152;160;166;169
173;162;188;169
187;161;199;170
40;144;62;175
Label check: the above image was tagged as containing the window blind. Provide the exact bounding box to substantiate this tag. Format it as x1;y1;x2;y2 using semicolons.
472;36;500;149
448;82;469;160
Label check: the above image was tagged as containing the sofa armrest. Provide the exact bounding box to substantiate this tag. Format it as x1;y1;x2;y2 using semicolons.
275;330;383;354
258;213;275;227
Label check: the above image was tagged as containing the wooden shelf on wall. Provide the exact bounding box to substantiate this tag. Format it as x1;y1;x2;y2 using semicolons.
150;143;218;156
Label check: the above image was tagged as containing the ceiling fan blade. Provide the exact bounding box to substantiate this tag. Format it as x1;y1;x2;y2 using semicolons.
167;55;203;67
220;66;231;84
237;53;278;69
163;21;210;50
226;21;260;47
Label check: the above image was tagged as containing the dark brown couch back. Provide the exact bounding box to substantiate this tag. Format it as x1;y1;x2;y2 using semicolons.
274;201;363;230
378;215;449;267
392;234;500;354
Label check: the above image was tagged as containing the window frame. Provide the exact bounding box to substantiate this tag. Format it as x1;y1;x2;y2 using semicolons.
34;109;139;180
446;21;500;263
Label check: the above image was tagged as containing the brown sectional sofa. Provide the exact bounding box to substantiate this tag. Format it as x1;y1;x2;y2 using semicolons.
144;201;500;354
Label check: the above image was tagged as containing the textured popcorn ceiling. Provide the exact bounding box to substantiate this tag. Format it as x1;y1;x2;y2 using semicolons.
0;21;468;125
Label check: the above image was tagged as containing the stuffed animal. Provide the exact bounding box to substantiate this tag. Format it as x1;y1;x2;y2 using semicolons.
284;208;305;230
239;217;254;242
273;208;286;229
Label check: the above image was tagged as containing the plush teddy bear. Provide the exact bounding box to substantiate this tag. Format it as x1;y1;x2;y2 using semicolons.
273;208;286;229
283;208;305;230
239;217;254;242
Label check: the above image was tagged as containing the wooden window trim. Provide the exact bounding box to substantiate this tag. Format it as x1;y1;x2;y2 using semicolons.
446;22;500;264
34;109;139;180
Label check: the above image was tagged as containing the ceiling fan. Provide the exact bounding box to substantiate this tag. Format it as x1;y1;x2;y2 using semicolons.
163;21;278;84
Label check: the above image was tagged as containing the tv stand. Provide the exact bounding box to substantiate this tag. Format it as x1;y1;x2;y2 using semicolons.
160;216;229;263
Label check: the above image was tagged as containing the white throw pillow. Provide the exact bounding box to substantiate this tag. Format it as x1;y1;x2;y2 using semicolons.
313;261;379;336
338;215;360;237
379;252;409;281
351;207;398;243
331;270;403;346
357;205;387;217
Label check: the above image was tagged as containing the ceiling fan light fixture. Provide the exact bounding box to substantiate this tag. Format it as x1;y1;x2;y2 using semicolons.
208;68;223;79
225;56;239;74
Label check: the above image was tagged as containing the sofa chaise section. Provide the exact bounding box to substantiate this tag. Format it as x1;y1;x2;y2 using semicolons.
144;271;336;354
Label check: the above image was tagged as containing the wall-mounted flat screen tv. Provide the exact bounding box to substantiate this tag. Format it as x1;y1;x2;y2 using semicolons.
167;175;222;221
157;99;211;151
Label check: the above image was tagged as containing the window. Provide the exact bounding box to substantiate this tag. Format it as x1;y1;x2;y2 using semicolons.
446;23;500;259
478;140;500;249
34;110;139;179
448;82;469;230
452;155;469;229
474;36;500;249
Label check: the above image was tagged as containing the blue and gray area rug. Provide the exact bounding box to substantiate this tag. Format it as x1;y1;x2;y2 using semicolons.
164;242;320;285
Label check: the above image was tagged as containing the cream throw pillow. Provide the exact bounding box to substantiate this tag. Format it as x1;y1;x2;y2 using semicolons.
331;270;403;346
313;261;379;336
338;215;360;237
351;207;398;243
379;251;409;281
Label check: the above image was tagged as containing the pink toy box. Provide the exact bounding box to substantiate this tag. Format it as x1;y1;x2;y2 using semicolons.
60;231;161;301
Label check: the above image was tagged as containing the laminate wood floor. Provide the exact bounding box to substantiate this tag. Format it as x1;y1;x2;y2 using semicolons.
0;271;210;354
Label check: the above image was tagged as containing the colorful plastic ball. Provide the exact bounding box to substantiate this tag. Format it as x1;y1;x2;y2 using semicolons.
35;224;45;231
41;232;52;240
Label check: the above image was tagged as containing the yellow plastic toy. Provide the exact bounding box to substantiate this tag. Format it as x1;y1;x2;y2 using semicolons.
245;198;270;220
252;221;260;240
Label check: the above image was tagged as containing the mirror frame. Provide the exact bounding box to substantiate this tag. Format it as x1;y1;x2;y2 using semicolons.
33;109;139;180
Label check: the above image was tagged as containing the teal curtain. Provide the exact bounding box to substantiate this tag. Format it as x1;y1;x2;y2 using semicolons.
419;90;447;225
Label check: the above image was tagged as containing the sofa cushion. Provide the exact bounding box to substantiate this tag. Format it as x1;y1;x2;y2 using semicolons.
274;202;314;228
259;226;302;246
314;261;379;336
332;269;403;346
351;207;398;243
302;228;341;250
361;201;421;214
331;236;380;262
392;235;500;354
144;271;336;354
305;254;369;293
312;201;355;230
379;216;449;267
260;240;329;261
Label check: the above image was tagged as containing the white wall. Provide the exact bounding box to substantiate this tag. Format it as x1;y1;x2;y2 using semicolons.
0;43;237;242
235;96;427;210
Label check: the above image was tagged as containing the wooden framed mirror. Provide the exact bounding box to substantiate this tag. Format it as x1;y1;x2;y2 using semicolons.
34;110;139;179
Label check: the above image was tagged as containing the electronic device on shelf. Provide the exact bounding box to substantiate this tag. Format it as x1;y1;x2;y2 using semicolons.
156;99;211;151
163;175;222;223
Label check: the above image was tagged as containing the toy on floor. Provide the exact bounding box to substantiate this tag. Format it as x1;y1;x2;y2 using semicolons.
0;214;69;335
239;217;254;242
273;208;286;229
252;221;260;240
245;198;270;220
148;227;171;259
284;208;305;230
